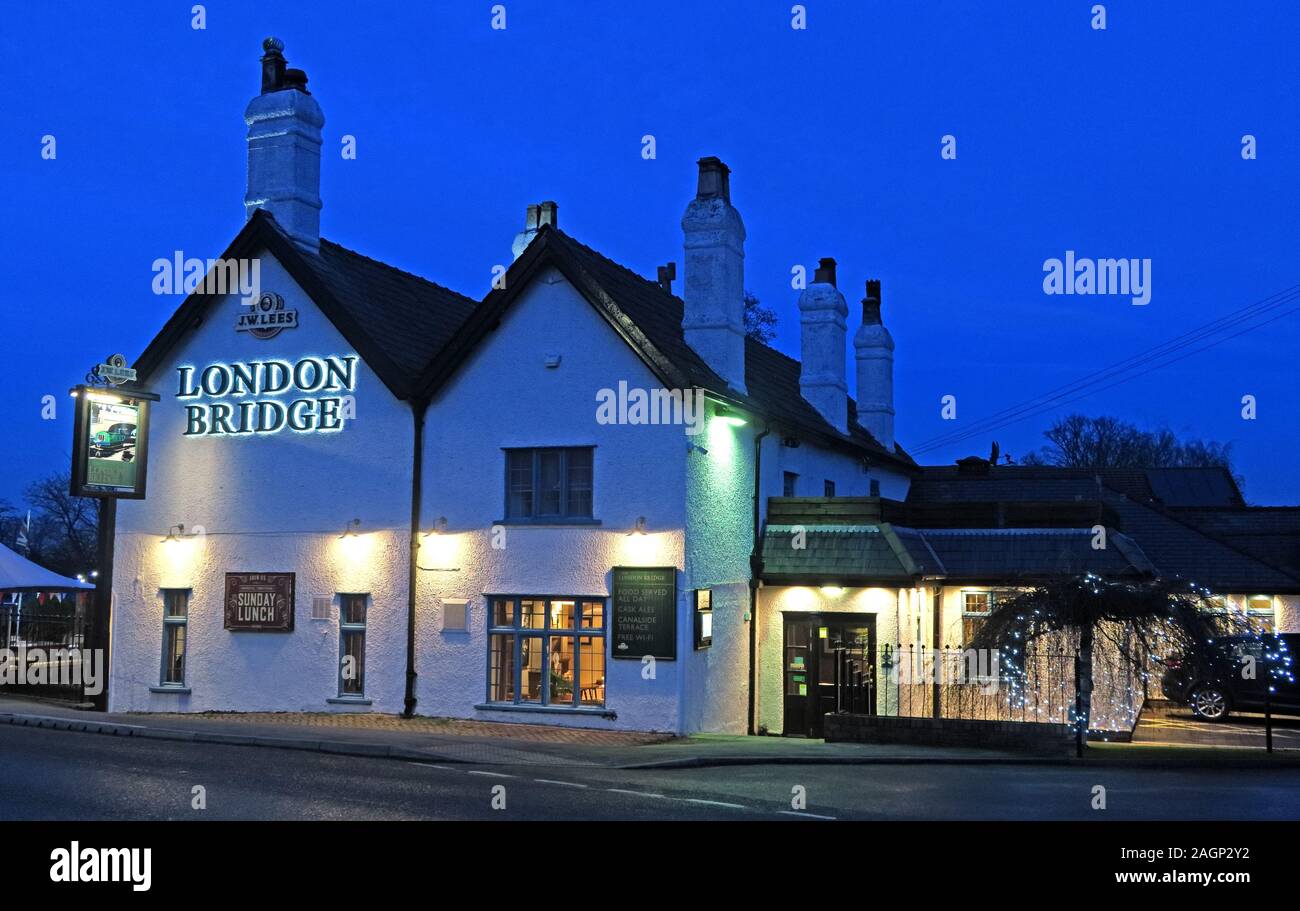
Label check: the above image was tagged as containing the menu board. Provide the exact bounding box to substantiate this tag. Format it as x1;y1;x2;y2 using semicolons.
611;566;677;661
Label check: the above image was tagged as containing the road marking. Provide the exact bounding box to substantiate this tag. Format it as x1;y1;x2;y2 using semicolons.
779;810;837;820
606;788;665;799
407;762;456;771
534;779;587;788
467;770;514;779
684;798;747;810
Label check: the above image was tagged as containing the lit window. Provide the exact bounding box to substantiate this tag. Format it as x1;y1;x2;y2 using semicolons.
505;448;594;520
961;591;995;647
160;589;189;686
487;596;605;707
1247;595;1276;632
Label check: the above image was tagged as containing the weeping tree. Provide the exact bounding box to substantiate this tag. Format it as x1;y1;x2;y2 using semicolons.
967;575;1260;740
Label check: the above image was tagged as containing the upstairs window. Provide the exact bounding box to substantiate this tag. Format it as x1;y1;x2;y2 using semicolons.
824;479;836;497
505;447;594;520
783;471;798;497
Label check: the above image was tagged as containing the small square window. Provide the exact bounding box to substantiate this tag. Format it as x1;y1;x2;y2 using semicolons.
442;599;469;632
312;596;331;620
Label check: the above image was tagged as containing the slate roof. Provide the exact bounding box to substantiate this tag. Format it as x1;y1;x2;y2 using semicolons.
134;214;914;466
908;466;1245;508
760;524;1153;583
133;210;478;399
420;225;913;467
305;238;478;381
904;466;1300;592
762;524;914;582
1174;508;1300;572
908;528;1152;580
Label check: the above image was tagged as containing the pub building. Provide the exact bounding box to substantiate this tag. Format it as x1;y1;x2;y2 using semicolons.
107;40;1300;735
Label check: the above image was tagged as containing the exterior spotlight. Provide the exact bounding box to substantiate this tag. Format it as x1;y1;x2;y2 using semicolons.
162;524;185;544
628;516;648;536
425;516;449;536
90;570;99;579
715;405;747;427
821;586;845;596
339;518;361;539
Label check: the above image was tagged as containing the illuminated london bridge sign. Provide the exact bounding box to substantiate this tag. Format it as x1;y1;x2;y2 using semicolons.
176;355;358;436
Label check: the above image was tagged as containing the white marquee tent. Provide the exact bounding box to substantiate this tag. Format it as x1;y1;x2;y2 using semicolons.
0;542;94;593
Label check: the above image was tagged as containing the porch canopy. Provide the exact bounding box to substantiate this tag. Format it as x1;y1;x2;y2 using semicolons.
0;542;94;593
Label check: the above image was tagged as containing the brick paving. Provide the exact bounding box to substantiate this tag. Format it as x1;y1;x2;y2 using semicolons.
137;711;676;746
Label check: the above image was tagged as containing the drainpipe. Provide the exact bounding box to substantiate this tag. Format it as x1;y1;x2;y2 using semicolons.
747;419;771;735
402;398;428;719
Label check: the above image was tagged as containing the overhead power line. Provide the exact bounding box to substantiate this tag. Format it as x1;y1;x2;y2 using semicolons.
910;282;1300;457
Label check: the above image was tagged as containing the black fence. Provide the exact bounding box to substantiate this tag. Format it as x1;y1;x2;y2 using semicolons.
834;643;1080;725
0;596;91;700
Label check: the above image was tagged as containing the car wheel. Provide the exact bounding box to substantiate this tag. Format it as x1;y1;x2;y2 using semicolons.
1191;685;1231;721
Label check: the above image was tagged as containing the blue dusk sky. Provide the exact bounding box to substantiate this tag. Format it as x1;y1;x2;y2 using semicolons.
2;1;1298;504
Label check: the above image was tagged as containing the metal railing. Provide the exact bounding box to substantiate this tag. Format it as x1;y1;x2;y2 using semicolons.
834;643;1080;725
0;598;90;699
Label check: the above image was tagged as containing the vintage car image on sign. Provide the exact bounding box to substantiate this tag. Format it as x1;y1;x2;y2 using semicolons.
224;572;296;632
70;386;153;499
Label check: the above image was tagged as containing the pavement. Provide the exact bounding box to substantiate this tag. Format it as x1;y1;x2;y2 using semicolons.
1132;700;1300;750
2;693;1298;769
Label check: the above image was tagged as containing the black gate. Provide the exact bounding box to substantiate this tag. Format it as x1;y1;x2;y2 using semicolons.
0;596;92;700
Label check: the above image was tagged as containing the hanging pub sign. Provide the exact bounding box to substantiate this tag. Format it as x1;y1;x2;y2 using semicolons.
70;382;158;499
225;572;296;632
611;566;677;661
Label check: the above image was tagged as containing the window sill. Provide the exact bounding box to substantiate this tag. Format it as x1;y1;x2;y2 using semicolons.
149;686;191;695
327;696;373;706
475;702;616;720
493;518;602;527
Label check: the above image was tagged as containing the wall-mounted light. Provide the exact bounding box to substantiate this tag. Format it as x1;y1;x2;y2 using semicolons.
686;441;709;456
339;518;361;540
161;524;187;544
424;516;449;537
715;405;747;427
821;585;845;597
627;516;648;536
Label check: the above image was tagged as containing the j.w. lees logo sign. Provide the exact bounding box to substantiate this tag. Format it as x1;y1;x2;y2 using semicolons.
225;572;295;632
177;354;357;436
236;292;299;339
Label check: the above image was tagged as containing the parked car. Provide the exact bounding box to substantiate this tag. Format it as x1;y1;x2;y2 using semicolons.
90;422;136;457
1161;633;1299;720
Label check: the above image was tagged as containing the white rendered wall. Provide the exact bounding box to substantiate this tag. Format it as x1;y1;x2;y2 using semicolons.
110;252;414;713
417;268;689;732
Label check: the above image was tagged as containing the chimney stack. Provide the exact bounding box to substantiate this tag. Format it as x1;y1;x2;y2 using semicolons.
244;38;324;251
681;157;747;393
657;262;676;293
854;279;895;450
797;257;849;434
512;200;558;260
